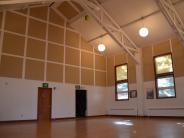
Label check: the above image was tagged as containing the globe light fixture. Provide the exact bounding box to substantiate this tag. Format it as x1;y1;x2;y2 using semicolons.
139;27;149;37
98;43;106;52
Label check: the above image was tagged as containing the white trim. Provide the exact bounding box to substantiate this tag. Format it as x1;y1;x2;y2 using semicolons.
63;18;66;83
113;55;115;66
169;39;173;53
2;53;25;59
66;26;80;34
11;10;65;29
44;7;49;82
2;51;107;72
79;34;82;85
22;7;30;79
0;11;6;64
105;56;107;86
93;47;96;86
1;30;104;57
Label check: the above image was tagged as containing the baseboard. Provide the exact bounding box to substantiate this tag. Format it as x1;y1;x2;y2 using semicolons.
107;114;184;119
52;117;76;121
1;115;183;123
87;115;108;118
0;119;37;123
52;115;108;121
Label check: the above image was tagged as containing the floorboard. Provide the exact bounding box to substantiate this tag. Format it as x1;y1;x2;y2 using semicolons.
0;117;184;138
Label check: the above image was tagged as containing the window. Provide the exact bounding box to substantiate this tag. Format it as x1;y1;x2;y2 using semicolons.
115;64;129;100
154;54;176;98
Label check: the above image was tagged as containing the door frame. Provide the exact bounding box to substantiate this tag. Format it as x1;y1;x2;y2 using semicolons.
37;87;52;121
75;89;87;117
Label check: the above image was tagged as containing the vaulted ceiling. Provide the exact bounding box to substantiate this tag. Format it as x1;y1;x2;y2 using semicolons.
53;0;184;55
0;0;184;55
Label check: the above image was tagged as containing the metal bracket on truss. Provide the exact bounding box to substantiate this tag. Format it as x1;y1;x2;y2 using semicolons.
75;0;139;64
156;0;184;46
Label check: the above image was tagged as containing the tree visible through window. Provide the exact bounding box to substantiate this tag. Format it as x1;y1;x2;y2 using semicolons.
115;64;129;100
154;54;176;98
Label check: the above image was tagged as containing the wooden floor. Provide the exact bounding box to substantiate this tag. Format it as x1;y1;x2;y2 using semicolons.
0;117;184;138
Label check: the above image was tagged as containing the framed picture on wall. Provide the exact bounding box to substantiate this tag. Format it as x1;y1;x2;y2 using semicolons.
130;90;137;98
146;88;154;99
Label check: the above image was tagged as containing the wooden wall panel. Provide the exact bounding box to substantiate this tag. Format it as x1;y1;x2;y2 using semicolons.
2;32;25;56
81;38;93;52
5;12;26;34
172;38;184;77
115;54;126;65
95;55;106;70
128;56;136;84
0;55;23;78
49;9;64;26
66;29;79;48
153;40;171;56
65;66;80;84
25;59;44;81
95;71;106;86
81;69;94;85
27;38;45;59
30;6;48;21
47;63;63;82
0;12;2;28
142;46;154;81
81;51;93;68
65;47;80;66
28;19;46;39
47;43;64;62
107;56;115;86
48;25;64;44
57;1;78;19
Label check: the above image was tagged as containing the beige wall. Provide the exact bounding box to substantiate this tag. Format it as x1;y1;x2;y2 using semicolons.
0;6;107;86
142;38;184;82
106;52;137;86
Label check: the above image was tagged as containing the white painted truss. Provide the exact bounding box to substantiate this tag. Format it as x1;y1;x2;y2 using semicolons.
76;0;139;64
156;0;184;46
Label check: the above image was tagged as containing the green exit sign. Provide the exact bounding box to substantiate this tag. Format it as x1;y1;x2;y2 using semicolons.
42;83;49;88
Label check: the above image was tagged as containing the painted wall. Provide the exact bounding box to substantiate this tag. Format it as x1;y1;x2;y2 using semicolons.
106;77;184;116
106;39;184;117
0;77;107;121
0;6;107;121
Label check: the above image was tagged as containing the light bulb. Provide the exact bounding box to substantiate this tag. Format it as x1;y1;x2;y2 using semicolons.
139;27;149;37
98;43;106;52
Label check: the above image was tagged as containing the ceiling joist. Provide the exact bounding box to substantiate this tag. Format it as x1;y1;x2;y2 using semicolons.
156;0;184;46
76;0;139;64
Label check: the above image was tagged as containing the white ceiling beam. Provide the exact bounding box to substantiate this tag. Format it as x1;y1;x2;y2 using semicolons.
68;1;80;13
88;0;184;43
51;7;68;21
76;0;139;64
156;0;184;46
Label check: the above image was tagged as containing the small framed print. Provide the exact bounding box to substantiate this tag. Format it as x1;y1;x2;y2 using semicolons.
130;90;137;98
146;88;154;99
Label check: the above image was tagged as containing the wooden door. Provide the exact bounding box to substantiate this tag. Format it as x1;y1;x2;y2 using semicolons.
38;88;52;121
